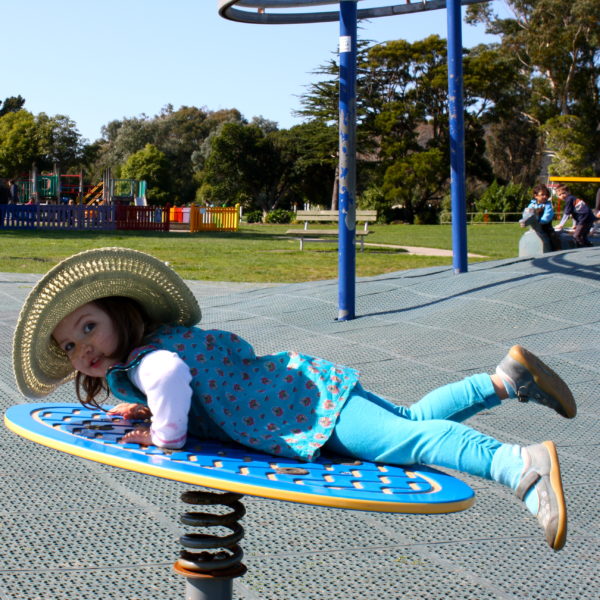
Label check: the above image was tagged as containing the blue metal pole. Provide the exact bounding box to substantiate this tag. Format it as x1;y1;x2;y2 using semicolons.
446;0;468;273
337;0;357;320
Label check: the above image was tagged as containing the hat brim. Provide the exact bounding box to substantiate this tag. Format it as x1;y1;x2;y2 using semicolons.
13;247;201;398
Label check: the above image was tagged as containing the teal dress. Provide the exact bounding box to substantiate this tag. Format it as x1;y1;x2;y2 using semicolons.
107;325;360;461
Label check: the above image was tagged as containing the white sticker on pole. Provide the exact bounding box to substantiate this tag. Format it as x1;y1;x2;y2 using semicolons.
339;36;352;53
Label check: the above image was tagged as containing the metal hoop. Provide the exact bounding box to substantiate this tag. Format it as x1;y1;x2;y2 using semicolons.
218;0;485;24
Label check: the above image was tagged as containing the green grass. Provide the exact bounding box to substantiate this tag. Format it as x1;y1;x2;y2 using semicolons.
0;223;524;283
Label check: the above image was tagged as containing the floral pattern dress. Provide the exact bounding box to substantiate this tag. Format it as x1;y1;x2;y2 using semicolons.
106;325;360;461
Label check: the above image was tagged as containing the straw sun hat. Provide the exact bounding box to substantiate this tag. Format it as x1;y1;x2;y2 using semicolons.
13;247;201;398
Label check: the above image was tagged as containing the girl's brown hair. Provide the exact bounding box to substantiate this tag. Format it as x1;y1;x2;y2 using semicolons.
75;296;156;410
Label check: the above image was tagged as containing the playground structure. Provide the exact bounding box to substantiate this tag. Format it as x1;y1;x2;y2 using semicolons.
8;163;242;234
14;166;147;207
518;209;600;256
6;402;473;600
4;166;170;232
219;0;488;320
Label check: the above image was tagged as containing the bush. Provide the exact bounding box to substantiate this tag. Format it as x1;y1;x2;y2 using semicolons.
358;186;391;223
245;210;263;223
265;209;294;224
475;180;530;217
414;206;439;225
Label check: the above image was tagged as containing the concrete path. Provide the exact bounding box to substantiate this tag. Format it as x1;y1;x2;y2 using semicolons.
363;241;486;257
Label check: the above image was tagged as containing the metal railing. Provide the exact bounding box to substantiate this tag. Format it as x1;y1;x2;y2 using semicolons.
440;212;523;224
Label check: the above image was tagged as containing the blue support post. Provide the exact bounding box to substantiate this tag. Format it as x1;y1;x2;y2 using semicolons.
337;0;358;320
446;0;468;273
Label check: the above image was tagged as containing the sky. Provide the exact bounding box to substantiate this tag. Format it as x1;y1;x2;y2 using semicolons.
2;0;506;144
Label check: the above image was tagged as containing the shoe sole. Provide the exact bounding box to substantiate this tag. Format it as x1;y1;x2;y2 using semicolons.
543;441;567;551
509;346;577;418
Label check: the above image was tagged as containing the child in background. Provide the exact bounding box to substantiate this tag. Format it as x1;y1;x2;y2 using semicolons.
554;184;595;247
524;184;560;251
13;248;577;551
592;186;600;234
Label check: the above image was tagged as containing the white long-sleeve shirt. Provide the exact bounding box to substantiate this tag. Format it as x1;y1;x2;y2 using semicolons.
127;349;192;448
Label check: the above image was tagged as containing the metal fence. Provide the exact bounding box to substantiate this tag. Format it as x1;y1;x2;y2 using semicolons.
440;212;522;224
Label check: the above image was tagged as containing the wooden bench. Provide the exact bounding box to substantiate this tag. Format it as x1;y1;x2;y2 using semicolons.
286;210;377;251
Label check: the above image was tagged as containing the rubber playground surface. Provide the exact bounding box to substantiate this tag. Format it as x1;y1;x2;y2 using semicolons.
0;247;598;600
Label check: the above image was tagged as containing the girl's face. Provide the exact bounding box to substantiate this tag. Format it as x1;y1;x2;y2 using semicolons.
52;302;120;377
535;190;549;202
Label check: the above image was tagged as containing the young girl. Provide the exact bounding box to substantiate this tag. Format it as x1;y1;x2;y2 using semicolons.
13;247;577;552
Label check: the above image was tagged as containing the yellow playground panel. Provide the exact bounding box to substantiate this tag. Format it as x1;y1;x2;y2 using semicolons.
548;176;600;184
188;204;240;233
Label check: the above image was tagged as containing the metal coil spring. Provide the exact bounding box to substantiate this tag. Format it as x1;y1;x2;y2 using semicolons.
176;490;246;573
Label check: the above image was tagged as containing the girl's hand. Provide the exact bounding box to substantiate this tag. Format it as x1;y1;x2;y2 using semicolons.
121;426;153;446
108;403;151;420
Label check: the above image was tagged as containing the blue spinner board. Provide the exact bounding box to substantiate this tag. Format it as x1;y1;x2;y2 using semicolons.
5;403;474;514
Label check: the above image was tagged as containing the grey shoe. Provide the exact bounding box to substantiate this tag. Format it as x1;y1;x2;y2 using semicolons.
516;441;567;551
496;345;576;418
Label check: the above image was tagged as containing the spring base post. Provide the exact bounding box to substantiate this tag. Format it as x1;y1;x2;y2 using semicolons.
174;490;247;600
174;562;247;600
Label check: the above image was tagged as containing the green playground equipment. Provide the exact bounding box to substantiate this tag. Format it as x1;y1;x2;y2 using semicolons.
16;165;84;204
15;166;146;207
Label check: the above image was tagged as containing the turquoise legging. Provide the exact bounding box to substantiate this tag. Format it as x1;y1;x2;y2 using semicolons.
324;374;503;480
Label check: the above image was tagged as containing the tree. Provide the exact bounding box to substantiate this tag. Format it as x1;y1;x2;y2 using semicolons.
365;36;497;219
92;105;245;204
467;0;600;171
250;115;279;134
297;37;455;221
0;110;83;176
279;121;338;209
0;110;39;176
382;148;447;223
197;122;296;216
121;144;170;205
462;45;528;122
155;106;243;204
468;0;599;116
0;95;26;117
296;40;381;206
366;38;427;158
485;117;542;185
36;113;85;169
196;122;269;209
542;115;595;177
96;115;158;172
